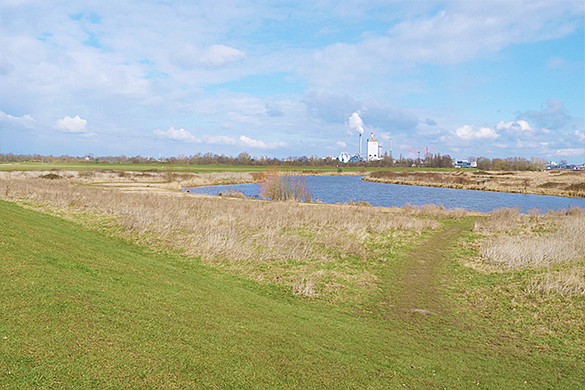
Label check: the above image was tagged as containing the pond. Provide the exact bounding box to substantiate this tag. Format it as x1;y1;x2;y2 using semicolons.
183;175;585;213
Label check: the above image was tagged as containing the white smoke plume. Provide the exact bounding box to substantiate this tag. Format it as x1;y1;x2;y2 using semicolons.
348;112;364;134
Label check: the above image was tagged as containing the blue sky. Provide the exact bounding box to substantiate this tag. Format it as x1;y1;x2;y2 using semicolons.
1;0;584;163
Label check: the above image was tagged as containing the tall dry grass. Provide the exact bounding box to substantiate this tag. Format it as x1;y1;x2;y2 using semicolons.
477;207;585;268
474;207;585;296
0;177;439;298
527;268;585;297
0;169;256;188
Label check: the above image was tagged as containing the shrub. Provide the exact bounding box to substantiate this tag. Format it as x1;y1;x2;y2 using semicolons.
219;189;246;199
259;167;312;202
39;173;62;180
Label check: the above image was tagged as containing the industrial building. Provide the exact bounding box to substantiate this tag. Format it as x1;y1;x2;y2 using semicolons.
366;132;381;162
338;132;382;163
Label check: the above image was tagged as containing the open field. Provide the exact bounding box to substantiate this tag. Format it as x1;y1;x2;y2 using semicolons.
366;169;585;198
0;162;378;174
1;172;584;388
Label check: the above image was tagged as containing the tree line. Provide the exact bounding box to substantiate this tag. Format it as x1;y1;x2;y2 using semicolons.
0;152;551;171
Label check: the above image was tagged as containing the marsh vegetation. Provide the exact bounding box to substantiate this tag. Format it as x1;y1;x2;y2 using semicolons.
367;169;585;198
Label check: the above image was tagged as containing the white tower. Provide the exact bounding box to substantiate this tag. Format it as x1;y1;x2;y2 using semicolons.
367;132;379;162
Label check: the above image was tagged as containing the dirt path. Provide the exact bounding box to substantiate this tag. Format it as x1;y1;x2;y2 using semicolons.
376;219;474;323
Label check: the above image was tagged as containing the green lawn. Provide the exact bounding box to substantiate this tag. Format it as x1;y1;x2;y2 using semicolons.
1;201;582;389
0;161;459;173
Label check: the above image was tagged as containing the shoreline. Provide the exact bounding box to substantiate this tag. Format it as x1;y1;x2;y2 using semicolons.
363;170;585;199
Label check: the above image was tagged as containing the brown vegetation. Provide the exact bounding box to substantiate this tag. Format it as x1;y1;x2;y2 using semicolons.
367;169;585;198
472;206;585;297
259;166;312;201
0;169;257;188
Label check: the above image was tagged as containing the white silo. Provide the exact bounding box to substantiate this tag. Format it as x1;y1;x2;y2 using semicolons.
367;132;379;162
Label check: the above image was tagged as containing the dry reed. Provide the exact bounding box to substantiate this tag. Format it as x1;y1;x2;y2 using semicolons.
366;169;585;198
472;206;585;297
477;208;585;269
527;268;585;297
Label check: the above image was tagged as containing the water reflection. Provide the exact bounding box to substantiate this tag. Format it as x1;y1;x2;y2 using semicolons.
184;175;585;213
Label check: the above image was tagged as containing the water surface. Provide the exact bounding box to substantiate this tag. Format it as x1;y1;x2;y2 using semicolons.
184;175;585;213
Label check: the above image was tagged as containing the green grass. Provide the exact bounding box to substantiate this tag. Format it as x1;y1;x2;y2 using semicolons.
0;162;460;173
1;201;583;389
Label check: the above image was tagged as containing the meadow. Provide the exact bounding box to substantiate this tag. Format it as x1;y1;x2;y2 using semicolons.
1;170;584;389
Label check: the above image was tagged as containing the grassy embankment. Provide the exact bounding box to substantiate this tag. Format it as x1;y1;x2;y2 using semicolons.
1;174;584;388
366;169;585;198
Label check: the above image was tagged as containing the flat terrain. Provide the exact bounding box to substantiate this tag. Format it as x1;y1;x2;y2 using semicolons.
1;172;584;388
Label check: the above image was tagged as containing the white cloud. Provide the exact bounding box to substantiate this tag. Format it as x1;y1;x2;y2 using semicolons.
0;111;36;129
546;56;581;74
204;135;237;145
555;148;584;157
496;120;533;132
576;130;585;142
201;45;245;68
455;125;499;140
299;2;583;90
239;135;287;149
227;112;263;126
54;115;87;133
154;127;195;142
336;141;347;148
174;44;245;69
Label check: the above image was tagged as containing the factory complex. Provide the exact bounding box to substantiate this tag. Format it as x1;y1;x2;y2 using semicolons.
338;132;383;163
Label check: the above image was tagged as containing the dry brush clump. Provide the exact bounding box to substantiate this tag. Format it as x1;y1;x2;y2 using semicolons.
0;177;439;299
473;206;585;297
259;167;312;202
477;207;585;268
526;268;585;297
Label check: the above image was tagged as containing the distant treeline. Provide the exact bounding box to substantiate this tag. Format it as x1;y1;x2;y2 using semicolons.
475;156;548;171
0;152;549;171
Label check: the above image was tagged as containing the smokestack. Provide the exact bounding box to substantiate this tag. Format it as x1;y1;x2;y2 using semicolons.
359;133;362;155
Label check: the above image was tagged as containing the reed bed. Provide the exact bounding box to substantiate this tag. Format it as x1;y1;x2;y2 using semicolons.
0;169;256;188
367;169;585;198
474;206;585;296
477;207;585;268
0;177;439;299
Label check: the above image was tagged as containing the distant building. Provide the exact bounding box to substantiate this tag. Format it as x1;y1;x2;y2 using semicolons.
454;159;476;168
546;161;581;171
367;132;380;162
337;152;365;163
338;152;352;163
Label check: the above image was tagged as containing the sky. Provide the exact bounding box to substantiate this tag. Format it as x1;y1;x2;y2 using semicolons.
1;0;584;163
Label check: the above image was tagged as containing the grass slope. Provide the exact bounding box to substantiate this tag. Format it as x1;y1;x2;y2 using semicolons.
1;201;583;389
